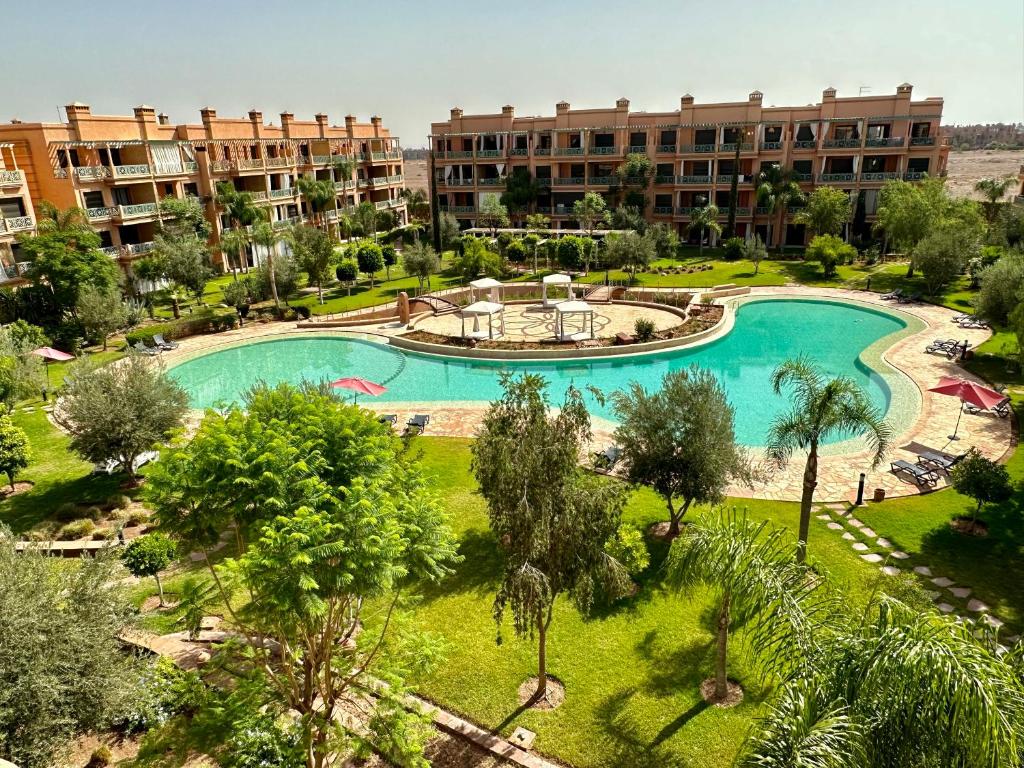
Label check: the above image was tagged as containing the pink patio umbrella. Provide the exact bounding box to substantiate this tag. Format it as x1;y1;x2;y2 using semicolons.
31;346;74;391
330;376;387;404
928;376;1005;441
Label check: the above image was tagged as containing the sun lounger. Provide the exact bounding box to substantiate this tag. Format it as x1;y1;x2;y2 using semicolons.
898;292;922;304
916;450;964;473
964;396;1011;418
153;333;179;350
881;288;903;300
592;445;622;470
958;318;989;329
378;414;397;427
952;313;976;323
132;341;160;356
925;339;958;353
405;414;430;433
891;459;940;486
91;458;118;475
132;450;159;473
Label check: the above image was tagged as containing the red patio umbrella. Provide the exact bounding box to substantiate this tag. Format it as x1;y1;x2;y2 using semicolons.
928;376;1005;441
330;376;387;404
31;346;75;391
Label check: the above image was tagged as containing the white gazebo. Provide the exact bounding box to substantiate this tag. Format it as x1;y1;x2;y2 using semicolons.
554;300;595;341
542;273;573;308
460;301;506;340
469;277;505;304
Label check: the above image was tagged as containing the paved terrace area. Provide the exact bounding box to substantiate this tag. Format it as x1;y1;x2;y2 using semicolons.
157;286;1012;503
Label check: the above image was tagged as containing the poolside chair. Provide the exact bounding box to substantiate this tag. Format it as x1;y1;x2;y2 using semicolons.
132;450;160;473
890;459;940;487
925;339;959;354
958;317;989;329
592;445;622;471
952;313;977;323
378;414;398;427
153;333;179;350
405;414;430;433
964;396;1011;418
880;288;904;300
898;292;923;304
132;341;159;356
91;457;118;475
916;450;965;473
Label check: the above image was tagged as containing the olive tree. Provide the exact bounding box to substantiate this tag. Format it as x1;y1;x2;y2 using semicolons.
121;532;177;606
402;241;441;290
76;283;127;351
0;415;30;490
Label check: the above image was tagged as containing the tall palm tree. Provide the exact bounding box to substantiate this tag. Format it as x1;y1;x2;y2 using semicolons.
296;175;334;232
765;358;892;564
666;511;828;703
331;156;358;239
400;187;430;222
687;202;721;258
740;597;1024;767
250;221;280;308
755;165;804;249
215;182;264;280
975;176;1016;222
34;201;92;237
218;229;250;284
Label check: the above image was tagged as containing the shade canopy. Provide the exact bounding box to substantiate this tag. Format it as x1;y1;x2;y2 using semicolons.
554;300;593;315
469;277;503;290
330;377;387;397
462;300;504;316
32;346;74;362
928;377;1004;410
542;273;572;285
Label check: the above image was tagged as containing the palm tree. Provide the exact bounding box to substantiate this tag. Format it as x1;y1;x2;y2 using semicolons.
250;221;280;308
666;510;827;703
687;201;721;258
765;358;892;564
296;175;334;232
755;165;804;249
331;156;358;239
34;201;92;237
740;597;1024;767
218;229;250;284
975;176;1016;222
400;187;430;222
215;182;264;280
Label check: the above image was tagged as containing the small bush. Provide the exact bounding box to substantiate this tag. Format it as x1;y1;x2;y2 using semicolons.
123;509;149;527
107;493;132;510
295;305;312;320
59;519;96;540
56;501;81;522
84;505;104;522
86;745;112;768
634;317;656;343
722;237;745;261
92;528;115;541
605;524;650;576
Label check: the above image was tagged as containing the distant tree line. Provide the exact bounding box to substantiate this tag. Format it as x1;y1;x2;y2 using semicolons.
944;123;1024;151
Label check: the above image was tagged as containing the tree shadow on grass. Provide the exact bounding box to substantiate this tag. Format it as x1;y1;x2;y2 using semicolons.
416;527;503;603
1;472;125;533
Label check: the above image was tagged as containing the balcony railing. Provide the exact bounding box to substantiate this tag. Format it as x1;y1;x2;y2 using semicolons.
311;155;332;165
910;136;936;146
652;206;673;215
656;144;677;153
124;241;155;256
3;216;33;232
675;206;699;215
249;191;269;201
680;144;716;153
510;147;528;156
653;175;674;184
792;172;813;181
441;205;476;214
273;216;301;229
555;147;584;156
823;139;860;149
553;177;584;185
386;150;402;161
903;171;928;181
536;206;552;214
236;158;264;170
100;245;120;257
535;147;552;156
370;177;390;187
733;207;752;216
266;157;292;168
0;170;23;185
819;173;857;183
87;206;118;220
447;151;474;159
628;146;647;154
477;177;505;186
211;160;233;172
865;137;905;148
719;142;754;152
792;140;817;150
333;181;352;192
755;206;772;215
588;176;616;185
184;161;199;173
590;146;618;155
861;172;900;182
446;178;474;186
76;166;111;181
114;164;151;178
387;174;404;183
119;203;157;219
536;177;552;187
477;149;503;158
760;141;783;151
270;187;296;199
677;175;711;184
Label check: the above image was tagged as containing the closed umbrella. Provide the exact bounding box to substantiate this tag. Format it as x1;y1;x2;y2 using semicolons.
31;346;74;391
928;376;1005;441
329;376;387;404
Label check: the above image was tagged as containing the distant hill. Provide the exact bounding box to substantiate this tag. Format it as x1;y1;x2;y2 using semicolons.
943;123;1024;151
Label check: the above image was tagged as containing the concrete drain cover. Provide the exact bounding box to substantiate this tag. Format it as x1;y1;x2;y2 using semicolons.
510;727;536;750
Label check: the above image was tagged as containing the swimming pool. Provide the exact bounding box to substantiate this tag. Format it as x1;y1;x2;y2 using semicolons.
168;298;911;446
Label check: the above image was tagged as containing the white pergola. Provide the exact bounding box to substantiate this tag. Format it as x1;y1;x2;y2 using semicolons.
469;277;505;304
460;300;506;340
554;300;595;341
542;273;574;308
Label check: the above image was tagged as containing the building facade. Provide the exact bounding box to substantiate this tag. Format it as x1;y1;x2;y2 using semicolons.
430;84;948;247
0;103;406;280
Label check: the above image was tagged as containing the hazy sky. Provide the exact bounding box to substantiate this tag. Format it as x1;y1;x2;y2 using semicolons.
6;0;1022;146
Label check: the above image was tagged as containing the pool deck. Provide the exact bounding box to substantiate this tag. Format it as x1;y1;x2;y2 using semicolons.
159;287;1012;503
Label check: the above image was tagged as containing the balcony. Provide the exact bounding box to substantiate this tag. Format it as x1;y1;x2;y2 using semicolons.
792;172;813;181
823;139;860;149
3;216;33;232
447;151;474;159
792;140;817;150
590;146;618;155
653;175;674;185
124;241;155;256
760;141;783;151
677;175;711;184
535;147;552;156
656;144;677;154
910;136;936;146
100;246;120;257
333;181;352;192
536;178;552;188
477;177;506;186
0;170;23;186
249;191;269;202
536;206;552;214
555;147;584;156
370;177;390;188
113;164;151;178
819;173;857;183
87;206;118;221
719;142;753;152
675;206;698;216
211;160;233;172
446;178;475;186
387;174;404;184
680;144;716;153
184;161;199;174
76;166;111;181
510;147;528;156
266;157;292;168
716;174;742;184
755;206;771;215
273;216;301;229
903;171;928;181
441;205;476;214
477;149;503;158
236;158;264;171
311;155;332;165
732;207;752;216
386;150;402;161
553;177;584;185
628;146;647;154
865;137;905;148
652;206;673;215
270;187;296;199
118;203;157;219
588;176;616;185
861;172;900;182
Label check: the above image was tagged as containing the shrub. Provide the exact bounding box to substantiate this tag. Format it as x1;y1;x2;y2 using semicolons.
976;250;1024;323
107;493;132;510
86;745;112;768
294;305;311;320
605;524;650;576
56;502;82;522
722;237;745;261
124;309;238;347
634;317;656;342
92;529;115;541
59;519;96;540
556;236;587;271
84;505;104;522
806;234;857;278
123;509;149;527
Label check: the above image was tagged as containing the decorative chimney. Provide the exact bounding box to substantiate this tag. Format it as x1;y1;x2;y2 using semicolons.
896;82;913;97
370;115;382;137
680;94;695;107
748;90;763;103
502;105;514;117
616;97;630;109
822;87;837;100
133;104;156;120
555;101;571;115
200;107;217;125
450;107;463;120
64;102;91;128
315;112;329;137
157;113;169;126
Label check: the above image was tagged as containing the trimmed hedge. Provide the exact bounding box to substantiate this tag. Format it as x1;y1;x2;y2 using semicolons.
124;308;237;346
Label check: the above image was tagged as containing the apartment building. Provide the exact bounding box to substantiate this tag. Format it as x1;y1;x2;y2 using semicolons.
430;84;948;247
0;103;406;280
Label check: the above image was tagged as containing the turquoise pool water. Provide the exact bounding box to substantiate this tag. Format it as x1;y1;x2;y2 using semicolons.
168;299;907;446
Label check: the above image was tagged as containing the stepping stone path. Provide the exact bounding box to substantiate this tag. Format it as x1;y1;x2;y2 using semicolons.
880;566;901;576
890;551;910;560
967;599;989;613
983;615;1004;629
827;522;843;530
876;537;893;548
932;577;955;587
937;603;955;613
852;542;869;551
847;518;864;528
949;587;972;599
842;532;856;541
860;527;877;538
914;566;932;576
816;514;831;521
861;553;884;563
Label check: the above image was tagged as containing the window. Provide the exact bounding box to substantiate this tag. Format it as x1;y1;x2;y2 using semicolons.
184;183;198;197
537;133;552;149
863;189;879;215
250;145;260;160
163;184;174;196
908;158;930;172
695;128;716;145
112;187;131;206
792;159;812;174
763;125;783;142
759;161;781;173
0;198;25;218
592;133;614;148
866;123;890;139
722;127;742;144
514;135;528;150
568;134;582;149
833;124;859;140
656;163;673;176
655;194;672;207
629;132;646;147
534;166;551;179
97;231;113;248
911;122;931;138
659;129;677;146
863;156;886;173
795;124;815;141
461;138;473;151
82;191;105;208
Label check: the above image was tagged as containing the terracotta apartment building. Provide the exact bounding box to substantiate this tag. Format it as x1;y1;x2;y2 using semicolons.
0;103;407;280
430;84;948;246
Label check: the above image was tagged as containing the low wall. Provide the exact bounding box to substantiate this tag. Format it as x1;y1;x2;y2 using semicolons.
703;286;752;301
